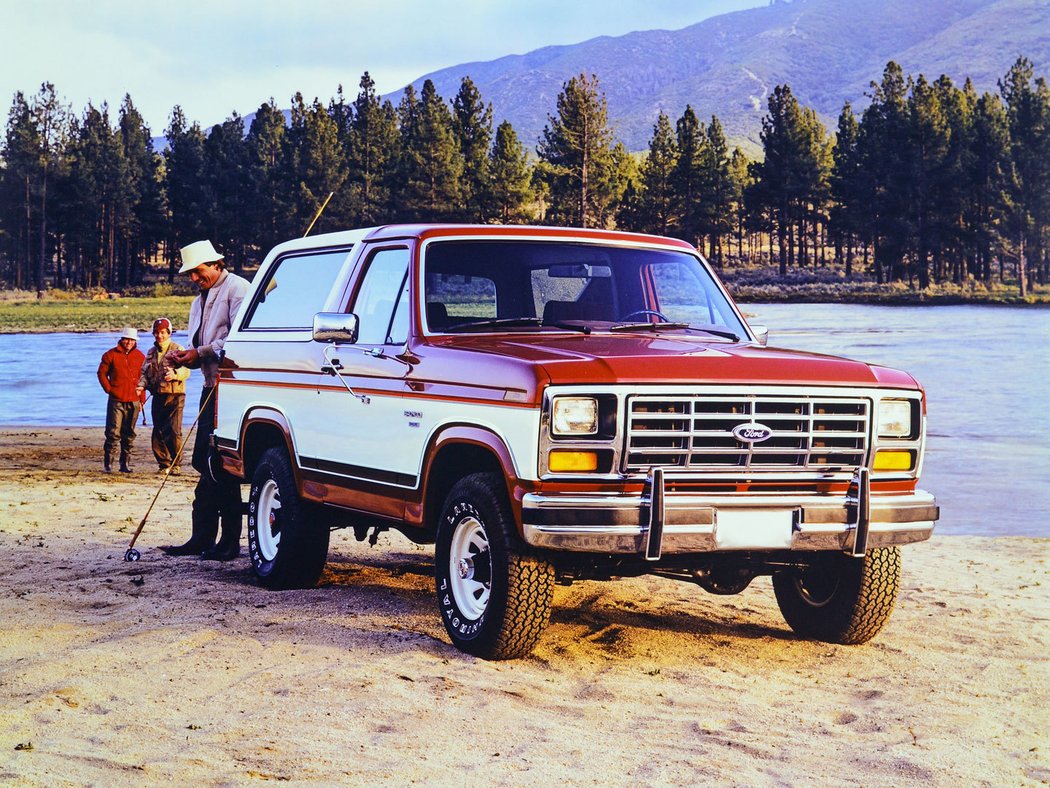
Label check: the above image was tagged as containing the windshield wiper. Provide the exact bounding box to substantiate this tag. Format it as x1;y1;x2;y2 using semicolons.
609;321;689;332
543;321;591;334
445;317;593;334
683;325;740;341
609;322;740;342
445;317;542;332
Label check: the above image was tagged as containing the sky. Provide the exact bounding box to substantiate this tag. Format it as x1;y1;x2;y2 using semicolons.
3;0;766;134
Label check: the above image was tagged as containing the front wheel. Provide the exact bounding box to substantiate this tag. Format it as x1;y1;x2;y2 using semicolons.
435;473;554;659
772;547;901;644
248;446;330;590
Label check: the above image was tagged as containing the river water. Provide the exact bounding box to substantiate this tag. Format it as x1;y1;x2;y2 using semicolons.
1;304;1047;536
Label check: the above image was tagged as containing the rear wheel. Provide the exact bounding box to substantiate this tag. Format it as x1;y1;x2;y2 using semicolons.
248;447;330;590
435;473;554;659
772;547;901;644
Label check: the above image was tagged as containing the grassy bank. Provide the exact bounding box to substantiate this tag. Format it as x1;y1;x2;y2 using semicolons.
0;293;195;333
721;266;1050;305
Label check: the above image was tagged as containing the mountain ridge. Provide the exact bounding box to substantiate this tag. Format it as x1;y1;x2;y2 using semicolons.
394;0;1049;152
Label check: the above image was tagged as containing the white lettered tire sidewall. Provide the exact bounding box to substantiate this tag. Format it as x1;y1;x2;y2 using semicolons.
434;473;554;660
247;446;329;590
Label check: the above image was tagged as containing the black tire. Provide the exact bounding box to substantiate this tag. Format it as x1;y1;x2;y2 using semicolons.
435;472;554;660
772;547;901;645
247;446;330;590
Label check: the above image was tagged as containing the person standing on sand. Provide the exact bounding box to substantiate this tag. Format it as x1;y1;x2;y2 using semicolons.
136;317;189;474
162;240;250;561
96;326;146;473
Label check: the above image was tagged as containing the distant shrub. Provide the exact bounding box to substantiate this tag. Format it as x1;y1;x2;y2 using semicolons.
46;287;101;301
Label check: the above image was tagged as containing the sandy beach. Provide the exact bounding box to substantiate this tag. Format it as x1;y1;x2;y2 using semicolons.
0;427;1047;785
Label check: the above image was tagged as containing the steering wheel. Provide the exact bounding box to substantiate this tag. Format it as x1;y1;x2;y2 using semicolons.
618;309;671;323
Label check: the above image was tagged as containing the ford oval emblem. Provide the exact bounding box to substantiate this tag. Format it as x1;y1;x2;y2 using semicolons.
732;423;773;443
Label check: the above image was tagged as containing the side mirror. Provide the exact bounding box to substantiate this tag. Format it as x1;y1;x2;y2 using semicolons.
750;324;769;346
313;312;359;344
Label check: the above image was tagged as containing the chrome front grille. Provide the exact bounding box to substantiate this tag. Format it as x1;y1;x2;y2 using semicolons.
624;394;870;472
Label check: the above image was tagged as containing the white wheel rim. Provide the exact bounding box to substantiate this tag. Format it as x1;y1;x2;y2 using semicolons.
448;515;491;620
256;478;282;562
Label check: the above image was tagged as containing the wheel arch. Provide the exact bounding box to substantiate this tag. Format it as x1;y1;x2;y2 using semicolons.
416;425;521;541
239;408;297;481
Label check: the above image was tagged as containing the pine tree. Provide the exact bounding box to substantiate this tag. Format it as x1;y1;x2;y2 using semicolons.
245;100;290;257
858;62;912;283
998;56;1050;295
348;72;399;224
0;92;42;288
830;102;864;275
286;94;348;236
967;91;1010;283
700;116;735;263
672;105;708;249
29;83;70;290
906;74;951;288
727;147;752;260
164;106;207;269
397;80;463;221
203;114;249;269
326;84;356;228
537;74;619;227
0;84;71;289
753;85;828;274
67;103;129;288
391;84;419;220
635;112;678;235
117;95;165;287
488;120;532;223
932;76;973;284
452;77;493;221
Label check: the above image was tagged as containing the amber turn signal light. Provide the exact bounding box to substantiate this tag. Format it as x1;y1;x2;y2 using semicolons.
873;450;913;471
548;450;599;473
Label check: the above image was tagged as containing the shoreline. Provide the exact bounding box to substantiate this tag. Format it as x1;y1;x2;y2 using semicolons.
0;291;1047;334
0;426;1048;784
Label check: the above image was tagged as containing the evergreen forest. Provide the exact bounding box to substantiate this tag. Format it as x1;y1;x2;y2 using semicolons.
1;58;1048;298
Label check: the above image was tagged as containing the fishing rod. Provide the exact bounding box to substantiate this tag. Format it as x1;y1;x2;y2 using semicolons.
303;192;334;237
123;386;214;562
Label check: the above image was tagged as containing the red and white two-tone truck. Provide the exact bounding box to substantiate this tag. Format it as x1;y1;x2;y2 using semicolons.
212;224;938;659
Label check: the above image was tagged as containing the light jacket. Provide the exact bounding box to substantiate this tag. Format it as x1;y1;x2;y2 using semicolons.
187;269;250;387
97;345;146;403
139;338;190;395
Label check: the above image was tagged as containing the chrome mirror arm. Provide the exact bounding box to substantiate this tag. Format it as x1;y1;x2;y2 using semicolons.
321;343;370;404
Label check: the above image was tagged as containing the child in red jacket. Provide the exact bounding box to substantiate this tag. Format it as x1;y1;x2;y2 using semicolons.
96;327;146;472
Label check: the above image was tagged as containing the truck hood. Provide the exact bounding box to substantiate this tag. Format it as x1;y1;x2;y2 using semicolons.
430;332;918;389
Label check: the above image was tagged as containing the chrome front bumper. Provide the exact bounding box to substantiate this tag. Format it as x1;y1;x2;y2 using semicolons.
522;468;938;558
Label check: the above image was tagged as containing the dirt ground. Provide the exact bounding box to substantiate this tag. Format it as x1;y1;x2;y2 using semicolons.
0;427;1047;786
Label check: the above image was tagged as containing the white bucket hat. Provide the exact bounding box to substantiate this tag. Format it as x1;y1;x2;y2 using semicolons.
178;240;224;274
120;326;139;341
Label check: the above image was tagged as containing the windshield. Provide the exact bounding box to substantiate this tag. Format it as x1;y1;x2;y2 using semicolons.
422;240;748;338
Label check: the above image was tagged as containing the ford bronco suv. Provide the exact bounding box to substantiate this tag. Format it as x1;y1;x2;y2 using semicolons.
213;224;938;659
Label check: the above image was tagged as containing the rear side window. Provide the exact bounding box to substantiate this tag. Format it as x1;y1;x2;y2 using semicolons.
244;249;352;330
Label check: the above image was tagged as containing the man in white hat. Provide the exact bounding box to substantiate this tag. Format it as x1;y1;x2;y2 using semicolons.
163;240;251;559
96;326;146;473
